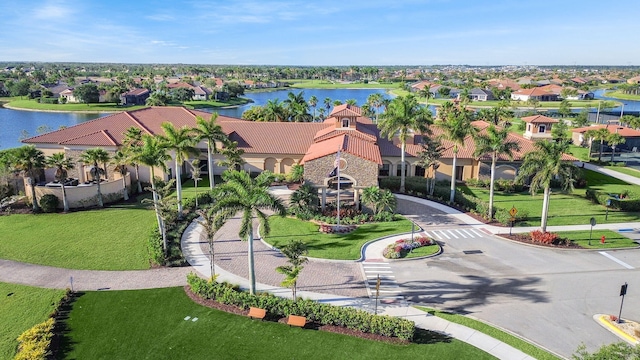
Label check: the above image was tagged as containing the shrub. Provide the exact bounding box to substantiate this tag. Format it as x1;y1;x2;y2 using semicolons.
187;273;415;340
530;230;559;244
39;194;59;213
383;236;434;259
14;318;55;360
147;226;163;266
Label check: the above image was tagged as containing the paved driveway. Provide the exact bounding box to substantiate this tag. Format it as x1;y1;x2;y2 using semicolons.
394;198;640;358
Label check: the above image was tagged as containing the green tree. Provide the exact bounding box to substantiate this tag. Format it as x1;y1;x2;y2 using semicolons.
210;170;286;295
160;122;199;217
194;113;227;189
8;79;31;97
44;152;75;213
80;148;111;207
275;239;308;301
418;86;433;107
573;107;590;128
516;141;578;232
558;99;572;118
607;132;626;162
122;127;144;193
551;119;570;143
171;87;195;102
308;95;318;121
572;342;640;360
218;140;246;171
323;97;332;113
434;103;476;203
473;125;520;219
289;183;319;217
360;186;396;215
74;83;100;104
133;135;171;254
366;93;384;123
264;99;287;122
111;150;130;201
378;94;433;193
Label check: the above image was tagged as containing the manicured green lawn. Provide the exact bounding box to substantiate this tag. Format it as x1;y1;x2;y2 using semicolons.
404;244;441;259
603;90;640;101
568;145;591;162
460;170;640;227
0;282;65;359
6;99;145;112
605;166;640;179
414;306;560;360
264;216;414;260
0;200;155;270
556;230;637;249
60;287;494;359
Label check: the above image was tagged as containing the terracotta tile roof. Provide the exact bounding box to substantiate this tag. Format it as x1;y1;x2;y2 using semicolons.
222;121;328;155
512;87;553;97
522;115;559;124
571;124;640;138
301;134;382;165
313;121;377;143
22;107;235;146
329;103;362;117
123;88;149;96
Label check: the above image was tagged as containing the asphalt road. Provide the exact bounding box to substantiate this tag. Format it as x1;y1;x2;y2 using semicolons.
394;199;640;358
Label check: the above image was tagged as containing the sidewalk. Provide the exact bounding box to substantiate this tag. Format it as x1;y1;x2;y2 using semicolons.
181;216;535;360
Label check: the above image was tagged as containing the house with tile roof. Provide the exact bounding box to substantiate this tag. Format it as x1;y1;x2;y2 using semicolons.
22;104;575;209
571;124;640;151
521;115;559;140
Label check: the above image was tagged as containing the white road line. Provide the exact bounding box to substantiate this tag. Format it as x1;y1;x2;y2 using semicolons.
461;229;475;237
366;275;395;278
447;230;459;238
437;231;450;239
454;229;468;238
599;251;635;269
378;290;402;293
362;265;391;268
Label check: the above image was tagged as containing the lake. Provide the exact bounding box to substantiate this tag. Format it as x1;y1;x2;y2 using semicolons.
0;88;391;150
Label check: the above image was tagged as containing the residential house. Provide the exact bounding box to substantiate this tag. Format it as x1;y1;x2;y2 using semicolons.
120;88;150;105
464;88;495;102
571;124;640;152
521;115;558;140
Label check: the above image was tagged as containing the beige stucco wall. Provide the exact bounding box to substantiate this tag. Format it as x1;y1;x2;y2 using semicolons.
25;174;131;209
435;158;478;181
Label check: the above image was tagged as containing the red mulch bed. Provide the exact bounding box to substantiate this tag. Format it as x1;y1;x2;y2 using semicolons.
496;233;583;248
183;286;409;345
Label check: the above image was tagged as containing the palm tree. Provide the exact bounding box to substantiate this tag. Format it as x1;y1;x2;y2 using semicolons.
308;95;318;121
45;152;74;212
190;159;202;208
289;183;319;216
218;140;246;172
323;97;332;114
80;148;110;207
360;186;381;214
123;127;144;194
417;137;443;196
346;99;357;106
197;206;219;280
194;113;227;190
264;99;286;122
133;134;171;253
434;103;476;203
275;239;308;301
607;132;626;162
516;141;579;232
584;128;610;161
210;170;286;295
12;145;45;211
367;93;383;123
418;86;433;107
160;122;199;217
378;94;433;193
111;149;130;201
473;125;520;219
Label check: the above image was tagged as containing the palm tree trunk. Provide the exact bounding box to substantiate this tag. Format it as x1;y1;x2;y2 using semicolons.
248;226;256;295
135;165;142;193
209;240;215;279
96;180;104;207
122;176;129;201
151;168;167;254
400;142;406;193
540;187;550;233
488;154;496;219
207;142;215;189
175;156;183;218
449;152;458;204
611;146;616;162
598;140;604;162
61;183;69;212
29;176;39;212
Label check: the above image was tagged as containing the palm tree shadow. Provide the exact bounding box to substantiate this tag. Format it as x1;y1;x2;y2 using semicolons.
51;291;84;359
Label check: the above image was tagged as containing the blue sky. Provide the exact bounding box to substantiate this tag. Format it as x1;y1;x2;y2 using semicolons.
2;0;639;66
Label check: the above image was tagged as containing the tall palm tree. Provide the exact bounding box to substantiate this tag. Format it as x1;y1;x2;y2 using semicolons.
367;93;383;123
45;152;74;212
323;97;332;114
160;122;199;217
378;94;433;193
133;134;171;253
111;149;130;201
264;99;286;122
210;170;286;295
308;95;318;121
122;127;143;193
80;148;110;207
607;132;626;162
417;136;443;196
473;125;520;219
197;206;219;280
418;86;433;107
434;103;476;203
516;141;578;233
12;145;46;211
194;113;227;190
584;128;610;161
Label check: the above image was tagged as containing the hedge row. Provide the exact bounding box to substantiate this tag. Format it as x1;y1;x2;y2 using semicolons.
187;273;415;340
585;189;640;211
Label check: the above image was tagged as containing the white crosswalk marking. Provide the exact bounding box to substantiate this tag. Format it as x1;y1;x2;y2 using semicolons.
361;261;404;301
438;230;450;239
455;229;468;238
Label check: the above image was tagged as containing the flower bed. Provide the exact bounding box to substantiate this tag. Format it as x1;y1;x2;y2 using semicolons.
383;237;434;259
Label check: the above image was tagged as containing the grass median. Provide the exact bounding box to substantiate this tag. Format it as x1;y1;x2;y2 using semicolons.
264;216;414;260
58;287;495;359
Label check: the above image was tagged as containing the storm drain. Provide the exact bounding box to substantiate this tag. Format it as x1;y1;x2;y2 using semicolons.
463;250;483;255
